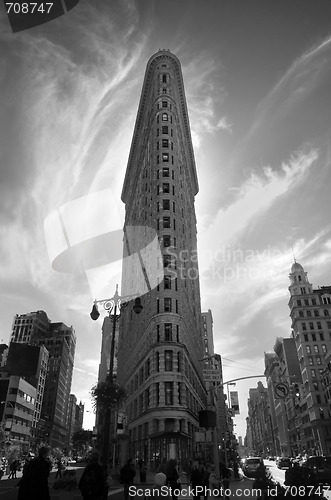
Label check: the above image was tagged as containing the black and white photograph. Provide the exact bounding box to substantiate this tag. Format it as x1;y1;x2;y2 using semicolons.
0;1;331;498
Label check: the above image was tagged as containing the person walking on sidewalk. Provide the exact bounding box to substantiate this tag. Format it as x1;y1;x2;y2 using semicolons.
78;450;107;500
8;459;17;479
120;458;136;500
17;446;52;500
55;459;63;479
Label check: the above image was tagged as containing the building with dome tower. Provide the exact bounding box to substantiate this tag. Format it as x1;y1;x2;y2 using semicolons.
288;261;331;455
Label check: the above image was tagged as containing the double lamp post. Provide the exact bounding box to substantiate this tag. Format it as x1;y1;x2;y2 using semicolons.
90;285;143;473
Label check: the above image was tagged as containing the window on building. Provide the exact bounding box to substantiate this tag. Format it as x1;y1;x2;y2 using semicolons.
162;113;168;122
165;323;172;341
304;299;309;306
163;255;171;268
163;183;170;193
162;101;168;108
164;276;171;290
176;325;179;342
157;202;160;213
312;333;316;341
146;358;150;377
173;202;176;213
157;325;160;342
163;199;170;210
156;352;160;372
304;334;309;341
162;74;167;83
165;382;173;405
314;345;319;353
306;346;311;354
320;333;325;341
312;298;317;305
309;322;314;330
162;139;169;148
314;310;319;317
321;344;327;353
316;356;322;365
156;383;159;405
297;300;302;306
302;323;307;331
162;153;169;162
327;321;331;329
163;216;170;228
178;382;182;404
165;351;173;371
316;394;321;404
299;311;304;318
308;357;313;365
317;322;322;330
311;369;316;378
164;298;172;312
162;126;169;134
162;167;169;177
301;287;306;294
313;382;319;391
307;311;312;318
177;352;182;372
157;299;160;314
324;309;329;317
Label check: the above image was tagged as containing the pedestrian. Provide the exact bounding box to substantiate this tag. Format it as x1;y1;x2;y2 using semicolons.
120;458;136;500
219;461;231;499
8;459;17;479
55;458;62;479
140;461;147;483
78;450;107;500
201;464;211;500
190;462;203;500
165;459;180;500
17;445;52;500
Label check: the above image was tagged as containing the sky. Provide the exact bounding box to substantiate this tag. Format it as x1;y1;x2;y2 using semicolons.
1;0;331;441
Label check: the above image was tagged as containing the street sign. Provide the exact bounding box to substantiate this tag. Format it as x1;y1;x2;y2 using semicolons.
203;369;221;382
227;408;235;417
274;382;289;398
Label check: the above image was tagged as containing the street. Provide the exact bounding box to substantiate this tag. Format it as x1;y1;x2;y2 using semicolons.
264;460;331;500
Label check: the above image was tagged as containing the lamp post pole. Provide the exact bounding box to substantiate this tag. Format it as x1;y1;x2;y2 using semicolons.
90;285;143;483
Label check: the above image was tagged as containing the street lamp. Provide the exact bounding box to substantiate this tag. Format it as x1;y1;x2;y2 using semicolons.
90;285;143;478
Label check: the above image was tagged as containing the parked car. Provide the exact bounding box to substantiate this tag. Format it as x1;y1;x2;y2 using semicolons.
277;457;292;469
302;456;331;485
243;457;264;478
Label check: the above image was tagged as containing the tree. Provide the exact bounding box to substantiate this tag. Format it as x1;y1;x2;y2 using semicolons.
90;380;126;413
71;429;93;454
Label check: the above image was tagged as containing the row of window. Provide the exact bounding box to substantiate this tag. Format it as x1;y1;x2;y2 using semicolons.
129;382;200;418
305;345;327;354
297;297;331;306
302;332;326;342
9;389;35;404
157;153;174;164
299;309;330;318
302;355;324;366
156;113;173;124
156;297;179;314
157;199;176;212
301;321;328;330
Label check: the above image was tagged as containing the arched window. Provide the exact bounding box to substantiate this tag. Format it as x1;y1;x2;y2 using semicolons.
324;309;329;317
162;74;167;83
162;113;168;121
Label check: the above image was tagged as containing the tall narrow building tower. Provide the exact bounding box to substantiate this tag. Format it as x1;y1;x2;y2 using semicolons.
118;50;206;465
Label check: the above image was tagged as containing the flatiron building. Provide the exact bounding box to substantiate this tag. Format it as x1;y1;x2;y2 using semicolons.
118;50;206;465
